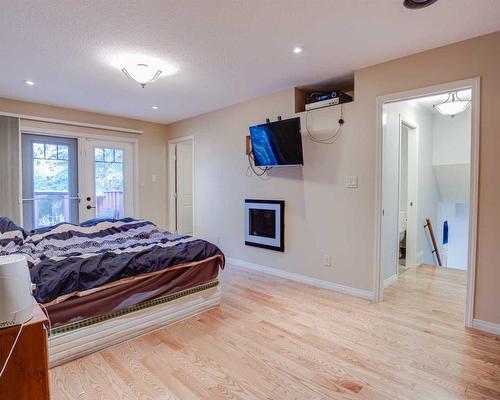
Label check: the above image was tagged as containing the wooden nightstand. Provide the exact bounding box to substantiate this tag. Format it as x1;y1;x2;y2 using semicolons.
0;303;50;400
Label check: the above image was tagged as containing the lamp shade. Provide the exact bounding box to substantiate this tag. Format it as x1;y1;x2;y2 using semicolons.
122;64;162;88
433;92;470;117
0;254;34;327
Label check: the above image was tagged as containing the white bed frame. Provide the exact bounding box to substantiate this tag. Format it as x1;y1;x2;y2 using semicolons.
48;283;221;367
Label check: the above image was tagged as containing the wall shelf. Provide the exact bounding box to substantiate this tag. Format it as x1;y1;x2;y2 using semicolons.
294;81;354;113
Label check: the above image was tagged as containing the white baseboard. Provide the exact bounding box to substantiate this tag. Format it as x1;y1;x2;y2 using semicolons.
227;257;373;301
416;251;424;265
472;319;500;336
384;274;398;288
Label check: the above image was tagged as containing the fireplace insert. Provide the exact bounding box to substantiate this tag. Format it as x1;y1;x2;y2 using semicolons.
244;199;284;252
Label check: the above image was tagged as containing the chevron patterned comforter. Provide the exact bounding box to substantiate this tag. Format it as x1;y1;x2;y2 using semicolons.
0;217;224;304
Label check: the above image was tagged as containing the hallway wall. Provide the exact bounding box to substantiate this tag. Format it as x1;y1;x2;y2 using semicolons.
432;108;471;270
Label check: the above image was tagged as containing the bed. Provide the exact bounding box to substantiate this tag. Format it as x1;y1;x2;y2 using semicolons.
0;217;224;366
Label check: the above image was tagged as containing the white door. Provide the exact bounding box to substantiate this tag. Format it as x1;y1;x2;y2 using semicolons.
381;106;401;283
405;124;418;267
175;141;193;235
81;139;135;221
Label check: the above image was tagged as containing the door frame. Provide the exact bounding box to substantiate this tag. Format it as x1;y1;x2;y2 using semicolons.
399;120;418;270
19;126;139;223
168;136;195;235
373;77;480;328
20;134;79;230
80;139;135;221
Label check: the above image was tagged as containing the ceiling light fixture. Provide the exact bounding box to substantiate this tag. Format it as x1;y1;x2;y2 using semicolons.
24;80;35;86
403;0;438;9
152;105;159;110
293;47;303;54
433;92;470;117
122;63;162;88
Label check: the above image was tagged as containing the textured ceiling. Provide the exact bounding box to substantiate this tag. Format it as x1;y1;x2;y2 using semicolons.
0;0;499;124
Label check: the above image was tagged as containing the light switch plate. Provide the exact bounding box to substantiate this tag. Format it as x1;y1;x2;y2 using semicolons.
345;176;358;188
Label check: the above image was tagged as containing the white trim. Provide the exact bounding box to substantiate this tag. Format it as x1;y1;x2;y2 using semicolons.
20;125;139;144
384;274;398;288
17;120;23;226
49;284;221;367
466;78;480;328
1;111;143;134
227;257;373;300
373;92;384;303
167;143;176;232
471;319;500;336
168;136;195;235
374;78;480;329
400;119;418;268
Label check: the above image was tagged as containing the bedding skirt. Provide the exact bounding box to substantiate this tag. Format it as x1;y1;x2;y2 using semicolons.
44;256;222;329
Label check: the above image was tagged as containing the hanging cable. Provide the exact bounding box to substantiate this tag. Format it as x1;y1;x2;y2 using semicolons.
305;104;345;144
247;150;271;176
0;323;24;379
38;302;52;347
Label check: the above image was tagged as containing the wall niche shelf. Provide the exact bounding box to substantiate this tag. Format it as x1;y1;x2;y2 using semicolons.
294;81;354;113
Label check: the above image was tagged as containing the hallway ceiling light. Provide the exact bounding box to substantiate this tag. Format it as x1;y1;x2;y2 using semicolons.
433;92;470;117
122;64;162;88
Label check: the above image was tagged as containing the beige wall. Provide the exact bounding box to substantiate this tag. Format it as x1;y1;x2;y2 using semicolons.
167;31;500;324
0;97;169;228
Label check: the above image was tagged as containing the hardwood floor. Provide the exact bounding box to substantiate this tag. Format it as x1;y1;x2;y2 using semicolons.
50;265;500;400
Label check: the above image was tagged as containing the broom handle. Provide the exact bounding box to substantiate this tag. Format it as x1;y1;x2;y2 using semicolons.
424;218;442;266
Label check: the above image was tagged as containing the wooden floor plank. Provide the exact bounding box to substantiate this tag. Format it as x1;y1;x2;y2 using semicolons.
50;264;500;399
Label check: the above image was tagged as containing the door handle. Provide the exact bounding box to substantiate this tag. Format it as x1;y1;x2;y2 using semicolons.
86;205;96;210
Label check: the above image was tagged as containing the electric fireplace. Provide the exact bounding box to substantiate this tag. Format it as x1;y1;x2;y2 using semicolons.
244;199;284;252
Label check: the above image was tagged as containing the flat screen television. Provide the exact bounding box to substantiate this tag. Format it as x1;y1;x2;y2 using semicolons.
249;117;303;167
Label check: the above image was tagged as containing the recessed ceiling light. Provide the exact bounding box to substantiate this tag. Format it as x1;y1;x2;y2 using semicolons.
152;105;159;110
25;80;35;86
403;0;438;9
293;47;303;54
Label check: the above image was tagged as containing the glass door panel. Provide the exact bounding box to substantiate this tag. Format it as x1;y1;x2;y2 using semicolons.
94;147;124;219
82;140;134;221
22;134;79;231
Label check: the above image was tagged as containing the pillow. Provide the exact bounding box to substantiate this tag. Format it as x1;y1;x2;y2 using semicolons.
0;217;26;247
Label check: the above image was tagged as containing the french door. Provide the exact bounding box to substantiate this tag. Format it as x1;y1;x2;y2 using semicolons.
21;134;135;230
22;134;79;230
80;139;134;221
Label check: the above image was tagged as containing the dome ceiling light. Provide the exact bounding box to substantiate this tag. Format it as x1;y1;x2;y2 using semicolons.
122;63;162;88
433;92;470;117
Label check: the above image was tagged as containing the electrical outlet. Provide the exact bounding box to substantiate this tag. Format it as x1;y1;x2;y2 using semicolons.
216;235;220;244
345;176;358;188
323;254;331;267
